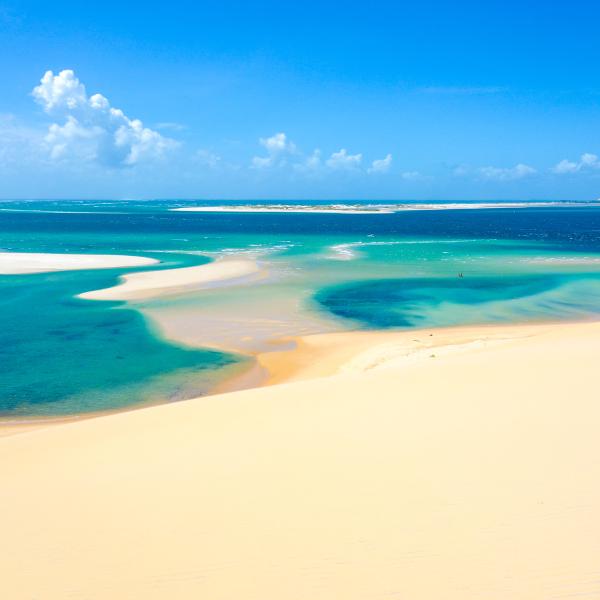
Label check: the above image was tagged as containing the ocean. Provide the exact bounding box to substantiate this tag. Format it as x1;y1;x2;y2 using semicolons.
2;199;600;417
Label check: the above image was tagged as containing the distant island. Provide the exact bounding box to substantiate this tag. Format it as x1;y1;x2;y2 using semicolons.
172;201;600;214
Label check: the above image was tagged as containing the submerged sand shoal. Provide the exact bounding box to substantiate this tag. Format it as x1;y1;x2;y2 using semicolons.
0;252;157;274
79;258;263;301
2;320;600;599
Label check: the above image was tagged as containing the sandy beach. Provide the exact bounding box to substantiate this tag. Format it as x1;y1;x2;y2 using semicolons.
0;252;158;274
2;319;600;599
79;258;263;301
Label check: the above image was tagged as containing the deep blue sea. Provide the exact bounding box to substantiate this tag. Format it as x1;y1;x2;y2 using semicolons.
2;199;600;417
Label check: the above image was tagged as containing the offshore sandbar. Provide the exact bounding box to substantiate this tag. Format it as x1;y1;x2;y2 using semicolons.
0;252;157;274
172;201;600;214
79;258;263;301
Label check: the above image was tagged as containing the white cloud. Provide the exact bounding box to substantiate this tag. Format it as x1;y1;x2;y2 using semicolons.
251;155;273;169
252;132;297;168
46;116;102;161
33;70;87;111
326;148;362;170
581;153;599;166
32;69;177;167
479;163;536;181
553;153;600;174
259;131;296;154
553;159;579;174
251;134;391;177
367;153;392;174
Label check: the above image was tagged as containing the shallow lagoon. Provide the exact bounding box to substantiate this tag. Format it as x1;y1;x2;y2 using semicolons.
3;200;600;416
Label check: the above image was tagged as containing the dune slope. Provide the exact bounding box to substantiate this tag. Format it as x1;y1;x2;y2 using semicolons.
2;321;600;599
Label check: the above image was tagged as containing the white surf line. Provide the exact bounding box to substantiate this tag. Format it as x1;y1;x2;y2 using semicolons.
327;238;489;260
0;252;158;275
79;258;263;301
395;201;600;210
171;206;395;214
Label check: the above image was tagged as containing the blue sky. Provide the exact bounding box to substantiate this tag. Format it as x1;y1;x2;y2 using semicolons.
1;0;600;200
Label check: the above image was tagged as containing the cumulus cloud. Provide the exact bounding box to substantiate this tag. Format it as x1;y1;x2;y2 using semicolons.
260;131;296;154
326;148;362;170
552;153;600;174
478;163;536;181
251;133;392;177
251;132;296;168
367;153;392;174
32;69;177;167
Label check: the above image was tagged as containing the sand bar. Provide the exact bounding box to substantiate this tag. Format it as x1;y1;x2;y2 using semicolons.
2;320;600;599
0;252;157;274
79;258;262;301
172;201;600;214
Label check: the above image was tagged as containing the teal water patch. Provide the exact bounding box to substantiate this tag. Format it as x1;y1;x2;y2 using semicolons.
0;264;242;417
314;274;600;329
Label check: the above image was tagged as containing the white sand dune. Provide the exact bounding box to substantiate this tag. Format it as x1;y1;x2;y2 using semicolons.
79;258;262;301
0;252;157;274
2;320;600;599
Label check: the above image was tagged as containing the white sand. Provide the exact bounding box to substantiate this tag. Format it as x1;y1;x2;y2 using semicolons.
79;258;262;301
0;252;157;274
2;320;600;599
172;201;600;214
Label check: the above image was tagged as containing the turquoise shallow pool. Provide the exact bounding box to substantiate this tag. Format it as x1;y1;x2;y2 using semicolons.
2;199;600;416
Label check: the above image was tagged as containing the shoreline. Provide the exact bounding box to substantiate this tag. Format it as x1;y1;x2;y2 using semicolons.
0;318;590;435
2;318;600;598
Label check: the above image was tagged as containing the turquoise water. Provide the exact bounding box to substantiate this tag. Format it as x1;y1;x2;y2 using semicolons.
315;274;600;328
2;199;600;417
0;254;242;417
